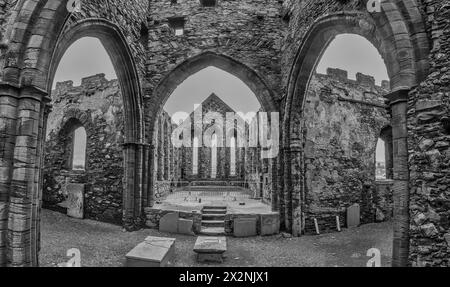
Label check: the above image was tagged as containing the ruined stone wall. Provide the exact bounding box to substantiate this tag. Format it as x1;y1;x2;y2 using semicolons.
0;0;16;36
407;0;450;267
43;74;124;224
144;0;283;140
280;0;367;91
302;69;391;234
178;94;245;182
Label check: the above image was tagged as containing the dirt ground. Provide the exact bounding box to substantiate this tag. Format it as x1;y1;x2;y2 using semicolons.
40;209;393;267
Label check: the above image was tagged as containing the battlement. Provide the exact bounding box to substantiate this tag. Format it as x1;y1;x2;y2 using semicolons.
53;74;118;94
321;68;390;90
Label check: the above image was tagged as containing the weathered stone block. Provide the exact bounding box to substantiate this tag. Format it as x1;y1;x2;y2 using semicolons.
194;236;227;263
177;218;195;236
347;204;360;228
126;236;176;267
233;217;257;237
260;213;280;236
159;212;179;234
66;184;84;219
444;233;450;246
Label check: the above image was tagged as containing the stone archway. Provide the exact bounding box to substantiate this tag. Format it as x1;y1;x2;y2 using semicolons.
146;51;280;210
0;1;145;266
283;9;429;266
48;19;146;232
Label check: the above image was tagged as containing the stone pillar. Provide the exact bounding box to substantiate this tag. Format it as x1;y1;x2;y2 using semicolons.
7;86;49;267
0;83;20;267
239;147;245;178
223;146;228;179
164;125;169;180
279;146;287;230
385;133;394;180
157;119;164;181
283;138;304;236
36;103;52;265
271;156;278;212
144;144;154;208
122;141;144;231
385;89;410;267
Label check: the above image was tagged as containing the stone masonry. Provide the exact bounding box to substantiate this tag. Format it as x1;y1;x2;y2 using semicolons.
0;0;448;267
302;69;391;234
44;74;125;224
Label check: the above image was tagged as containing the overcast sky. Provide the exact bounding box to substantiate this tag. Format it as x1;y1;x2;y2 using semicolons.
54;34;388;162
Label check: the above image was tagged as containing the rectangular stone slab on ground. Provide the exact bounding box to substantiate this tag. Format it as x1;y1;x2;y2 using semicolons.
66;184;84;219
126;236;176;267
194;236;227;263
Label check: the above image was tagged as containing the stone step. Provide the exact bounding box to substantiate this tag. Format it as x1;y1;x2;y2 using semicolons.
202;220;225;228
202;214;226;221
203;206;227;210
188;185;243;189
199;227;226;236
201;209;227;215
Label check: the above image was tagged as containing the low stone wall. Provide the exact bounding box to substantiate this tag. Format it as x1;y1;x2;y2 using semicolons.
144;208;202;234
144;207;280;237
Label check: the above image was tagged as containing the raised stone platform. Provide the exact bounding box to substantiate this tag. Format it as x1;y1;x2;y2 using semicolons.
145;188;279;237
193;236;227;263
126;236;176;267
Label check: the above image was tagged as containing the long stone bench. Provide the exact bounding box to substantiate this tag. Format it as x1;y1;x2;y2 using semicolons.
126;236;176;267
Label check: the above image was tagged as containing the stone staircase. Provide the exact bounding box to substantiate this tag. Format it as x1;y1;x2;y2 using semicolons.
200;206;227;236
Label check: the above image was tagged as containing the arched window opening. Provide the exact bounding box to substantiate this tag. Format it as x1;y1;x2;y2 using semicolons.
375;138;387;180
378;127;394;180
230;136;236;176
72;126;87;171
211;134;218;179
193;137;199;175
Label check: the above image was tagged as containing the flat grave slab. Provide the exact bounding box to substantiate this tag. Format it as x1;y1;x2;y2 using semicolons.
193;236;227;263
126;236;176;267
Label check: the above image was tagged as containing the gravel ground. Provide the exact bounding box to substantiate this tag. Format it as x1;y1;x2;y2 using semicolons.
40;209;393;267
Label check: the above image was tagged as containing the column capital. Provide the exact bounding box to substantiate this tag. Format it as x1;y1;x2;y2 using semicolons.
20;84;50;103
0;81;20;98
384;89;410;106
